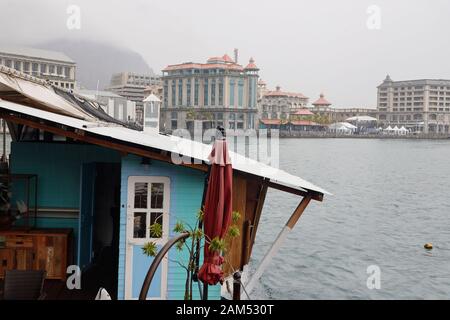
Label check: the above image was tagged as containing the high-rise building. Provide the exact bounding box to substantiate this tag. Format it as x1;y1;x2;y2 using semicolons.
377;75;450;133
108;71;162;122
160;54;259;133
0;45;76;90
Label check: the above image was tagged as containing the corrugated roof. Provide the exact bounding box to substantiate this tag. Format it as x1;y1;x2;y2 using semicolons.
0;99;329;196
0;45;75;64
77;89;123;99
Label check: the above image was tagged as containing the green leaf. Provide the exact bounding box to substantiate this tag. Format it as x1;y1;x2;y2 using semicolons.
173;221;185;233
208;237;226;253
196;209;204;222
142;242;158;257
192;228;204;240
150;222;163;238
228;225;240;238
232;211;241;224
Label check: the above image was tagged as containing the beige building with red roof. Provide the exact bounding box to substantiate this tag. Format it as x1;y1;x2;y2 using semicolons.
310;92;377;123
259;85;309;121
160;54;259;133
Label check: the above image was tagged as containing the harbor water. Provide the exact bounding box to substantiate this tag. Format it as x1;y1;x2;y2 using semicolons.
1;136;449;299
249;138;450;299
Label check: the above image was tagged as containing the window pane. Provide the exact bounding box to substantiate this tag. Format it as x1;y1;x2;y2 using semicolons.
133;212;147;238
134;182;148;208
150;212;164;238
151;183;164;208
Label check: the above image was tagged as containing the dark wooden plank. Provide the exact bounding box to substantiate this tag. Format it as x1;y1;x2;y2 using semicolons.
223;174;247;277
286;195;312;229
248;181;268;255
267;180;324;201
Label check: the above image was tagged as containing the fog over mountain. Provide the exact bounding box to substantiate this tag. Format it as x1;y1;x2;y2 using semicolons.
37;39;153;90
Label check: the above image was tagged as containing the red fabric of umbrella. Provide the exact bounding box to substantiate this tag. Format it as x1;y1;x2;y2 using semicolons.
198;138;233;285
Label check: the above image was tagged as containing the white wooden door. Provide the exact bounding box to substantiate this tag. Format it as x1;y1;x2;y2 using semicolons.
124;176;170;299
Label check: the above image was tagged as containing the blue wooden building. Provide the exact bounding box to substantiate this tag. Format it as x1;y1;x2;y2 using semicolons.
0;67;328;299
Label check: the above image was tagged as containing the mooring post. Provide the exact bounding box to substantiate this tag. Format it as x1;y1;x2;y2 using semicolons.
233;271;241;300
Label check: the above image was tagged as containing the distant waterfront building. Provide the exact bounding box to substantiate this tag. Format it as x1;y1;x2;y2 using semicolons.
377;75;450;133
77;89;137;123
310;93;377;123
160;54;259;133
143;84;163;102
311;93;331;109
332;107;378;123
0;45;76;90
257;79;268;100
108;71;162;122
142;94;161;134
259;85;309;120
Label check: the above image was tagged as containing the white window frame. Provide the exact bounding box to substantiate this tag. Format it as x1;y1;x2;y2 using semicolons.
127;176;170;246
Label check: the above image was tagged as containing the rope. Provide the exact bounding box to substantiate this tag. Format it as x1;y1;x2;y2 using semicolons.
224;259;252;300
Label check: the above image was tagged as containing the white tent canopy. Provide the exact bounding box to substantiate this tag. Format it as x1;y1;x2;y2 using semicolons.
328;122;357;130
383;125;410;135
398;126;409;135
328;122;357;134
346;115;377;122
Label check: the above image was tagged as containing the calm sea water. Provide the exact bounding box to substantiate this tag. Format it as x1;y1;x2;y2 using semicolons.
2;136;449;299
249;138;450;299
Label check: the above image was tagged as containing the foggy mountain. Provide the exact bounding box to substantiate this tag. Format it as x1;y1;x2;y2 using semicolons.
36;39;154;90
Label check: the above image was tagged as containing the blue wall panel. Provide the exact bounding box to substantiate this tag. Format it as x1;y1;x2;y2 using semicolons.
9;142;121;255
117;155;221;300
10;142;121;208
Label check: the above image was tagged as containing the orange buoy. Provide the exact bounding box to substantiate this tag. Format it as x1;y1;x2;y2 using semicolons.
424;243;433;250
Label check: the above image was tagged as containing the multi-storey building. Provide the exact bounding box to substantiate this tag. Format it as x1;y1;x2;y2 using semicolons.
0;45;76;89
377;75;450;133
259;85;309;120
310;93;377;123
160;54;259;133
108;71;162;122
77;89;137;123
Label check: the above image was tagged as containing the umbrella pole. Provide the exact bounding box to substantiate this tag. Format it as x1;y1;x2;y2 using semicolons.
194;165;211;300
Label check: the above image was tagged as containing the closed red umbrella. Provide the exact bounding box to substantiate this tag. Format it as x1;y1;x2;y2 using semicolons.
198;136;233;285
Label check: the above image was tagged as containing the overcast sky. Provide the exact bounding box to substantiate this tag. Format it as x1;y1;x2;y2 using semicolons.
1;0;449;107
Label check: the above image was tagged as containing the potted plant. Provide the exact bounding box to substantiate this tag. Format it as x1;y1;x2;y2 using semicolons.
142;209;241;300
